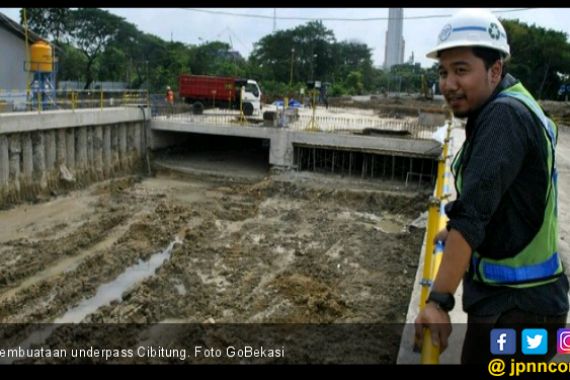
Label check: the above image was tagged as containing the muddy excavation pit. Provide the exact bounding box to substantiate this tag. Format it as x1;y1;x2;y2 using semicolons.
0;161;429;363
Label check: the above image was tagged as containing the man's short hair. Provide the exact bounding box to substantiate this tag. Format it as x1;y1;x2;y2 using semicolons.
437;46;507;78
472;47;507;78
472;47;502;69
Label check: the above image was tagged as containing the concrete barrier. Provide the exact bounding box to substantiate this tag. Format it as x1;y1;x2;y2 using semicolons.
0;107;150;207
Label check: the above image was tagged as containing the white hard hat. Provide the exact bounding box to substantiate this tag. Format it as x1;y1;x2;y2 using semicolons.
426;8;510;60
166;86;171;90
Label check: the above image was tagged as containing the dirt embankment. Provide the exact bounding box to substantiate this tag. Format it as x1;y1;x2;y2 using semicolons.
328;95;569;125
329;96;446;118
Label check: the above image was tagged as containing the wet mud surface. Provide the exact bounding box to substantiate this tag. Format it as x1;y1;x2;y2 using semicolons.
0;167;429;363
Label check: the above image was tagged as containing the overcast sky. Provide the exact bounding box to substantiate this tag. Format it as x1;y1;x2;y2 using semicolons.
1;7;569;68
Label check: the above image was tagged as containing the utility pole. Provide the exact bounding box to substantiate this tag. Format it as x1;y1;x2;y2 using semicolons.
145;60;149;90
273;9;276;32
311;53;317;81
289;48;295;86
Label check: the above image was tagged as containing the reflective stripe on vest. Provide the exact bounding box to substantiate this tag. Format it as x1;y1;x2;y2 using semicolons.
481;251;560;283
454;82;562;287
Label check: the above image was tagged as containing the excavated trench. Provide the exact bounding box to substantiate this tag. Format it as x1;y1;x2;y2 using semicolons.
0;138;430;363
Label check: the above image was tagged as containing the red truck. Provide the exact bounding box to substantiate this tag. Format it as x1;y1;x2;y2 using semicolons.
178;74;262;116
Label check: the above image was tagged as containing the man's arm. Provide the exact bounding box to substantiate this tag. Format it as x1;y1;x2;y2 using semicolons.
432;228;472;294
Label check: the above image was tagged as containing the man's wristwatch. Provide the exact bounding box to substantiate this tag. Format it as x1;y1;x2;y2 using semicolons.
427;291;455;312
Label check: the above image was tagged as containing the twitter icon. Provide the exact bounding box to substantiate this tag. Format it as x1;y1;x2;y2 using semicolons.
522;329;548;355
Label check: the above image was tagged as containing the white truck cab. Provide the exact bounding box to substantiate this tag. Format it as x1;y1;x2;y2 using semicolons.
241;80;262;115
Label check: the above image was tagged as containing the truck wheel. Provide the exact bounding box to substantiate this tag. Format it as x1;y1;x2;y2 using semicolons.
192;102;204;115
243;102;254;116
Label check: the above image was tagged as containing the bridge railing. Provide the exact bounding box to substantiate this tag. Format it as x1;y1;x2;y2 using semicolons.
0;89;148;113
150;102;442;141
418;116;453;364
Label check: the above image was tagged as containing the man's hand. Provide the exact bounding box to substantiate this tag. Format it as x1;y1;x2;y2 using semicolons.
414;302;452;352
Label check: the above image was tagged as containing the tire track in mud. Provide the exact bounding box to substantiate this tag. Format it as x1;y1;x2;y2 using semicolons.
0;209;151;306
85;179;427;326
0;212;128;290
0;180;195;323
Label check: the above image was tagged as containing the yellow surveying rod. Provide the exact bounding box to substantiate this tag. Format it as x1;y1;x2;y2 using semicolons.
419;118;453;364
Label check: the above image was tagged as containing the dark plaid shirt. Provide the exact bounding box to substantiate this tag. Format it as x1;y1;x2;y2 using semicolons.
445;74;569;316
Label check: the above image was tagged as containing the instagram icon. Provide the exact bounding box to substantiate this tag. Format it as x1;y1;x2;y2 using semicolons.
557;329;570;354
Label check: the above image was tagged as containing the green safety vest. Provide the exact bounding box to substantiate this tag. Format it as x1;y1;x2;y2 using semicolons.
451;82;562;288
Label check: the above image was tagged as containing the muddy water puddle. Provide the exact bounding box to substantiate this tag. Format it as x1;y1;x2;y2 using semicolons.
338;210;409;233
55;237;182;323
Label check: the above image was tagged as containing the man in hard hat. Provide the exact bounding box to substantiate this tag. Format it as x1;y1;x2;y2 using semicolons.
165;85;174;117
414;9;568;364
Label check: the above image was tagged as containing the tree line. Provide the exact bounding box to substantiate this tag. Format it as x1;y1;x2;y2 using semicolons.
22;8;570;100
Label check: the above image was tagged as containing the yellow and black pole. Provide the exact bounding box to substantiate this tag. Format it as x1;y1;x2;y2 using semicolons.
23;8;31;111
238;85;246;124
419;115;453;364
432;117;453;274
306;88;319;131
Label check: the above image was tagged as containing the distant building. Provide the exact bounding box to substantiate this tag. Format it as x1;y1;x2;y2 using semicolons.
0;11;56;110
383;8;405;70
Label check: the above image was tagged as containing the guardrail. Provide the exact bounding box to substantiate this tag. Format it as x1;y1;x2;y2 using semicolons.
0;89;148;113
150;101;441;140
418;116;453;364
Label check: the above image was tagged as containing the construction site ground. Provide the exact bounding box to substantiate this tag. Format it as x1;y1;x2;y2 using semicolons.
1;98;569;364
0;149;431;363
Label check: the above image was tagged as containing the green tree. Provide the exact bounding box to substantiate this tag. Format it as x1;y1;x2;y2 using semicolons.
390;63;423;94
503;18;570;99
345;71;364;95
67;8;123;89
98;46;128;82
21;8;70;46
190;41;242;77
251;21;336;83
333;40;374;90
103;18;145;88
57;43;87;82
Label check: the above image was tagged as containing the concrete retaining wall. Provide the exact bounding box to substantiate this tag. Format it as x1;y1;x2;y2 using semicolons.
0;107;150;207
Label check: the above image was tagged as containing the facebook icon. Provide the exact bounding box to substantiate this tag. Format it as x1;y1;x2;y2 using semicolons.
491;329;516;355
